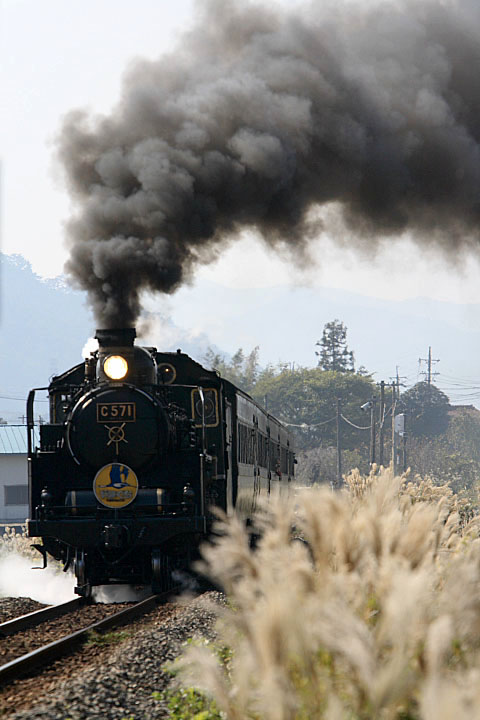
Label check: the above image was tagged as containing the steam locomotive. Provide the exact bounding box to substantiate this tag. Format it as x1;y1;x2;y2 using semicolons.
26;328;295;596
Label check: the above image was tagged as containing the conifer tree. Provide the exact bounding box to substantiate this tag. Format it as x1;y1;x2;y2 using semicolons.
315;319;355;372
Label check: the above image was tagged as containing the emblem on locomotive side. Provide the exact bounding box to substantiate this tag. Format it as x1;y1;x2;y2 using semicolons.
93;463;138;508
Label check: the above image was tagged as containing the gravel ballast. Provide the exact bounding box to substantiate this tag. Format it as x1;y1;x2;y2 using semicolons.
0;598;46;624
4;592;222;720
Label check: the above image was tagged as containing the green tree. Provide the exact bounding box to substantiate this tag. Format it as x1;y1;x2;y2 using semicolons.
400;382;450;437
407;407;480;498
203;346;260;394
252;366;376;450
315;319;354;372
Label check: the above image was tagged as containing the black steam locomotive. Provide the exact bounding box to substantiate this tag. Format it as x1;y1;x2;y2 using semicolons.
26;328;295;596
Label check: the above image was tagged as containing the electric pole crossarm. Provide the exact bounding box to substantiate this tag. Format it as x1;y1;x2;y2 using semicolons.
418;346;440;385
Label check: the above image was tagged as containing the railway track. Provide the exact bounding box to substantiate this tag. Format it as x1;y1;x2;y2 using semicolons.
0;597;84;636
0;589;178;686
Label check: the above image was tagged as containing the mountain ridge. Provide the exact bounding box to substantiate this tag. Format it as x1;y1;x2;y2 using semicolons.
1;253;479;421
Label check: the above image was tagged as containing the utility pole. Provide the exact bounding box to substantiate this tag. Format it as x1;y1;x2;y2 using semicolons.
379;381;385;466
419;346;440;385
390;366;407;397
402;412;407;472
388;367;407;472
370;396;377;465
393;411;406;474
391;382;397;470
336;398;342;488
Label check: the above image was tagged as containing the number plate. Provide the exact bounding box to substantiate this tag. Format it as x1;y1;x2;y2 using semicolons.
96;402;136;422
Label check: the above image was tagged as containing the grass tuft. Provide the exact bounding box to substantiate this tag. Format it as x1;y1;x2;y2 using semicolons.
86;629;131;646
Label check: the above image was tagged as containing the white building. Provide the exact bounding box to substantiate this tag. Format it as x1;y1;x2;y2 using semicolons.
0;425;31;523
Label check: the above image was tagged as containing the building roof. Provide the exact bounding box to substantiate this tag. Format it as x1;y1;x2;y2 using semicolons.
449;405;480;416
0;425;39;454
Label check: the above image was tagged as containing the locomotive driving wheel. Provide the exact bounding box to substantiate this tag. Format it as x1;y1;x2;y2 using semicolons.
151;549;173;593
74;549;92;599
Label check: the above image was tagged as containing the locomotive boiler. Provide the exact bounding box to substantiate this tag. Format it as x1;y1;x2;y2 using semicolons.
26;328;295;596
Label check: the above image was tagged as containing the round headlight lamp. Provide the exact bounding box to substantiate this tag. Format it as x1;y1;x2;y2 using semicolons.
104;355;128;380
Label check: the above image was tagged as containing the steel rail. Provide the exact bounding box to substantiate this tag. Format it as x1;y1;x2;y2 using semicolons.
0;589;178;686
0;598;84;637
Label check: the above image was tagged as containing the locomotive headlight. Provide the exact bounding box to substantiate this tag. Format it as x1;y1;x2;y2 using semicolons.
104;355;128;380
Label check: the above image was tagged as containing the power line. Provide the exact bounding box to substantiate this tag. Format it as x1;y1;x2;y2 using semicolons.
283;415;336;428
0;394;48;403
340;414;371;431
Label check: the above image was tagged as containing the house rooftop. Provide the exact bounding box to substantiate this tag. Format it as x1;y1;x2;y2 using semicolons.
448;404;480;415
0;425;39;454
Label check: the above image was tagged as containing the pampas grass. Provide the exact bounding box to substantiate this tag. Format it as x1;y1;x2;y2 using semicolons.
175;468;480;719
0;524;38;561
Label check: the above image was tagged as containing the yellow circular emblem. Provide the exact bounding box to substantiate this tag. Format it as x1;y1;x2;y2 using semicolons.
93;463;138;508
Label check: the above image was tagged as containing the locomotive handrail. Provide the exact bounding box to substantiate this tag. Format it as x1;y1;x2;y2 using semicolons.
161;381;212;518
26;387;49;457
198;387;207;517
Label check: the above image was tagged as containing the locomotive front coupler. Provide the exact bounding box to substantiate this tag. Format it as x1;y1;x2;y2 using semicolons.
101;523;129;550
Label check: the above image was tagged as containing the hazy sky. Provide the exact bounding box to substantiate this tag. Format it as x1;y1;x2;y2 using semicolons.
1;0;194;276
1;0;480;423
3;0;480;307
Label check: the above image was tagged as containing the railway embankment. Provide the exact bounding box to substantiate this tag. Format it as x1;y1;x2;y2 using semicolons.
0;592;221;719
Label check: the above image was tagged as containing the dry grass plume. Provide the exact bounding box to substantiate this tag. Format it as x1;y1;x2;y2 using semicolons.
176;468;480;719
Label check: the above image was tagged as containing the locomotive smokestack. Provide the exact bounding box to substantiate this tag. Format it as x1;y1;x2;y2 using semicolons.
95;328;136;349
58;0;480;327
95;327;137;383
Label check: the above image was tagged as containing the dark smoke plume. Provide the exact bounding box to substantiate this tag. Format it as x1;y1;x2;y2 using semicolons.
58;0;480;328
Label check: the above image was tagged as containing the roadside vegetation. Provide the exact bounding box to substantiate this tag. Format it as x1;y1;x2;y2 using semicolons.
181;327;480;717
173;468;480;719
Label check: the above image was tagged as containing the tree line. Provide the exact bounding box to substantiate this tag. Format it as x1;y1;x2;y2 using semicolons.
204;319;475;492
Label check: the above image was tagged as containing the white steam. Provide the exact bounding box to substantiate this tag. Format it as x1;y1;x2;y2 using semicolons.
92;584;151;603
0;552;75;604
82;336;99;358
